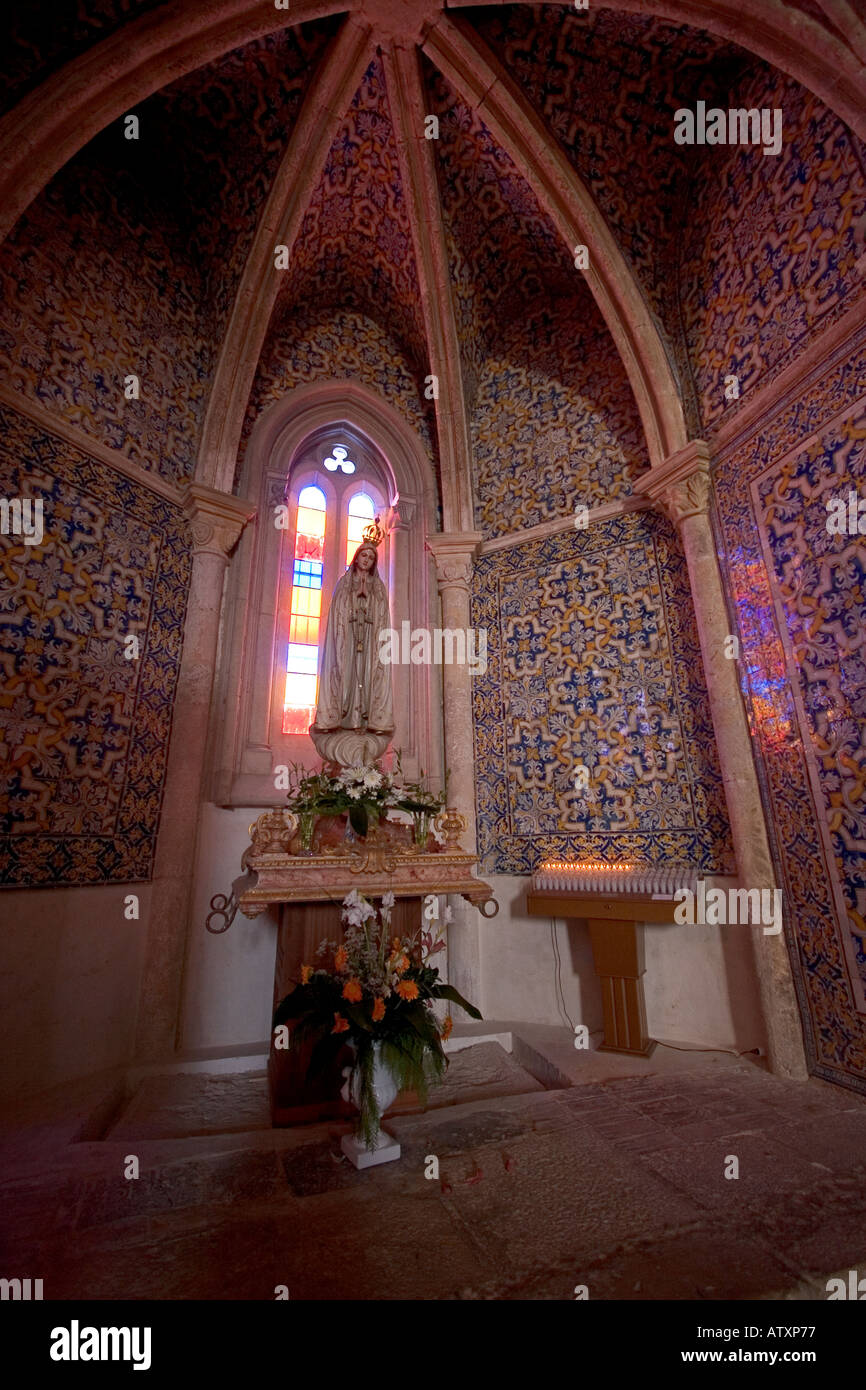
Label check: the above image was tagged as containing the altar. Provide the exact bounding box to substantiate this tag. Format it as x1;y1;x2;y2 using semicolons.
217;509;498;1142
236;807;496;1125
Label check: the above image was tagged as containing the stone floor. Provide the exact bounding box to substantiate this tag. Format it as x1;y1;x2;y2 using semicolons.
2;1035;866;1300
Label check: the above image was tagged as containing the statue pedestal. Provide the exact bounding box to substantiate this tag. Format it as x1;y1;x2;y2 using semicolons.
308;725;391;768
238;842;496;920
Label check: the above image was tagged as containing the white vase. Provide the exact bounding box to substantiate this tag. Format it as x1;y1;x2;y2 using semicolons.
340;1041;402;1169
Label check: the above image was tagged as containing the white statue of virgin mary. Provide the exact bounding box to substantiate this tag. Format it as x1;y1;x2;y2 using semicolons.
309;529;394;767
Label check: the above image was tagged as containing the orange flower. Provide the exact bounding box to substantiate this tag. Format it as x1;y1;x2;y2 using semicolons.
342;978;363;1003
332;1013;349;1033
300;964;313;985
371;998;386;1022
334;947;348;973
441;1015;453;1041
388;952;410;975
395;980;419;1001
392;937;402;951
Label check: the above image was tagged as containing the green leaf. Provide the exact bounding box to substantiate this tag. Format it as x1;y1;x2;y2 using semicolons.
272;987;314;1027
343;1003;373;1032
434;984;482;1019
308;1029;350;1080
349;803;368;837
401;1003;440;1043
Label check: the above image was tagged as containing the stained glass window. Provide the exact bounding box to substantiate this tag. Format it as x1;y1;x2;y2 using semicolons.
346;491;375;567
283;486;325;735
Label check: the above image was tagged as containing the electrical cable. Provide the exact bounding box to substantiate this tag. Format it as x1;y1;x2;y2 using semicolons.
548;920;761;1059
654;1040;765;1058
550;917;576;1032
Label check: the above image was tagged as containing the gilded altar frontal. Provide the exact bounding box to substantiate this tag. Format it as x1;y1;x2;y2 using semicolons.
0;0;865;1336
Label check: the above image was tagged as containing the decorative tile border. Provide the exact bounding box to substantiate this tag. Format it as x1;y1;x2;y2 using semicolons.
714;319;866;1090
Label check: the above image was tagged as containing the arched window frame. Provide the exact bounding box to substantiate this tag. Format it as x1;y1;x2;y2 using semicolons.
208;383;439;810
278;460;389;743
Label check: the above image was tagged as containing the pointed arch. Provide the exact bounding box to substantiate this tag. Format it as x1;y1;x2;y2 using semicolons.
450;0;866;142
213;379;439;806
196;19;374;492
423;14;690;465
1;0;862;256
0;0;348;247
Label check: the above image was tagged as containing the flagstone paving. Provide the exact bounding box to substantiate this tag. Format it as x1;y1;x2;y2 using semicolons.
1;1041;865;1300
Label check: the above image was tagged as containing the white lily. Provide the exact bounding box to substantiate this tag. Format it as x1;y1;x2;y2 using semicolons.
342;889;375;923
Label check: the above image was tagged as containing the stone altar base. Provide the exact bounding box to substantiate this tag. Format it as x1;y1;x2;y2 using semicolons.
238;807;496;1126
267;899;420;1126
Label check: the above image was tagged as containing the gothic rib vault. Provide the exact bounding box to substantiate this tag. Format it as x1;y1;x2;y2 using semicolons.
1;3;865;1096
1;0;862;514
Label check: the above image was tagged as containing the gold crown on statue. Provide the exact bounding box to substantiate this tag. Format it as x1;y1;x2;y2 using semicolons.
361;516;387;547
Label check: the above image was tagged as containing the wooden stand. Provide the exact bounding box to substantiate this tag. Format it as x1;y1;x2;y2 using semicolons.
526;891;678;1057
587;918;654;1057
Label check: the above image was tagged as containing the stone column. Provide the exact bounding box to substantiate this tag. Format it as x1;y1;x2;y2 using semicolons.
427;531;484;1013
134;483;256;1062
389;498;416;778
639;442;807;1079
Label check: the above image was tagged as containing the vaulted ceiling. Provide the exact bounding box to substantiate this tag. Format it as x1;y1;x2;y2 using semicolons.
0;1;864;525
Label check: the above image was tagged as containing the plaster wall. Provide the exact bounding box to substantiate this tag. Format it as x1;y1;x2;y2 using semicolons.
181;845;764;1058
477;874;602;1034
0;884;149;1100
180;803;277;1054
643;918;766;1054
478;873;765;1054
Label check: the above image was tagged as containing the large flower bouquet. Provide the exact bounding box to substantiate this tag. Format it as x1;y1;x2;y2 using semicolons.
273;890;481;1147
284;757;447;840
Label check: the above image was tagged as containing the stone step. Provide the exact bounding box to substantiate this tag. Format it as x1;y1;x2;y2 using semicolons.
0;1043;547;1248
107;1040;545;1142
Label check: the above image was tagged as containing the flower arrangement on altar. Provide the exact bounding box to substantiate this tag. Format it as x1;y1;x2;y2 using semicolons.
284;754;447;845
273;890;480;1148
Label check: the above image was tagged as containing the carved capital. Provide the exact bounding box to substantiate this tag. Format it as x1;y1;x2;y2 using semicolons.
181;482;257;560
427;531;484;595
393;496;417;529
436;555;472;589
658;467;711;527
267;473;287;509
637;441;712;529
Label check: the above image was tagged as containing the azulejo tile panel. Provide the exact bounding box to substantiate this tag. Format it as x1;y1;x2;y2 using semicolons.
425;62;579;375
472;510;733;876
0;406;190;887
473;4;745;396
714;326;866;1090
240;304;437;492
141;21;336;356
680;66;866;432
0;152;210;486
471;301;647;538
